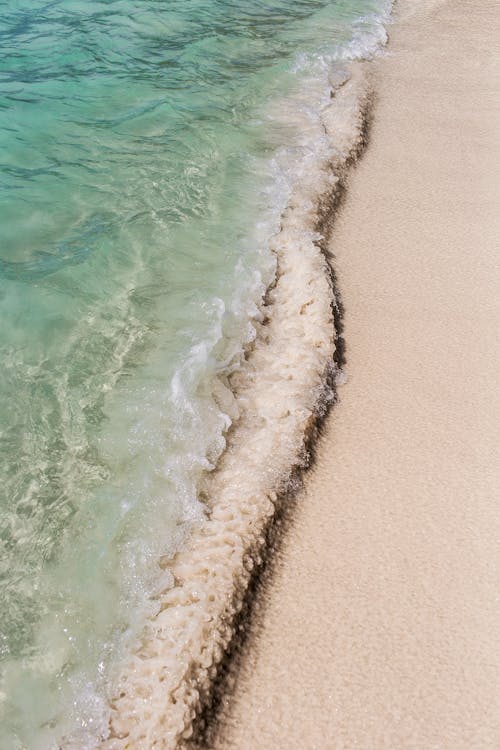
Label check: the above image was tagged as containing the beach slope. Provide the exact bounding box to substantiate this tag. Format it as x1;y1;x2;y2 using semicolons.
212;1;500;747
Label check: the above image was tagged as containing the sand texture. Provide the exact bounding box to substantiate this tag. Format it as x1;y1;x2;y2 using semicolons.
211;1;500;748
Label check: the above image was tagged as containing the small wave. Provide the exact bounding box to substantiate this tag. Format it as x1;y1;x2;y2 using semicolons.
95;63;375;750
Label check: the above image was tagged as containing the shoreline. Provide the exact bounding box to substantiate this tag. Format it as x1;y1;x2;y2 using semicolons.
97;58;384;750
210;1;500;748
185;95;375;750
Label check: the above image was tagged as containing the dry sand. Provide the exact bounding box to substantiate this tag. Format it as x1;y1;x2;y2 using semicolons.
211;1;500;748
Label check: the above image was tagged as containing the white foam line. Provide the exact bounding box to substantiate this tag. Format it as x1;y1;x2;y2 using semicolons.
90;64;372;750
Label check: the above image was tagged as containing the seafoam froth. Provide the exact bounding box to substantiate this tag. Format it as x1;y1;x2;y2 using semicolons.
86;64;375;750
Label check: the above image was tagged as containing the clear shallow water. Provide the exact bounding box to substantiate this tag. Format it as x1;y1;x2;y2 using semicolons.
0;1;389;746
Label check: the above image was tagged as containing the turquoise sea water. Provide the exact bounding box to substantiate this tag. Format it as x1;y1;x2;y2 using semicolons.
0;1;389;746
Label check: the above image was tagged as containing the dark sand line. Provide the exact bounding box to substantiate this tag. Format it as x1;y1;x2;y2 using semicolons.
185;99;374;750
184;76;378;750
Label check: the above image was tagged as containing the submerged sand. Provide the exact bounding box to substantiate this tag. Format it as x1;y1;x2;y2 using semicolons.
212;1;500;748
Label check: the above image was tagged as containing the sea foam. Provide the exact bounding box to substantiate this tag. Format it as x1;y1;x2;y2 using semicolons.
93;63;376;750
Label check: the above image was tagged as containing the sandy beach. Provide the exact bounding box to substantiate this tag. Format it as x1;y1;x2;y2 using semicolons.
210;1;500;748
